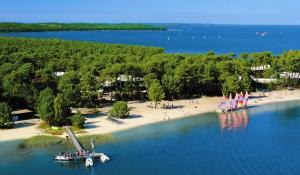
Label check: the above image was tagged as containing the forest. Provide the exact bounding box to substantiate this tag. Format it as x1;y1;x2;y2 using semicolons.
0;23;167;32
0;37;299;127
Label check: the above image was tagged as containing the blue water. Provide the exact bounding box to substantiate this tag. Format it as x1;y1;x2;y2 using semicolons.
1;24;300;54
1;101;300;175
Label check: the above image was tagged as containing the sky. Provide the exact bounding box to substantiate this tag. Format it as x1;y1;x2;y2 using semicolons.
1;0;300;25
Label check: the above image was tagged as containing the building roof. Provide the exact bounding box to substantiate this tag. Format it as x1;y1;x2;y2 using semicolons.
250;76;278;84
12;109;33;115
251;65;271;71
280;72;300;79
53;71;66;77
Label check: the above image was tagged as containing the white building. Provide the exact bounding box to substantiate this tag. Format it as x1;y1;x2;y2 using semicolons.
53;71;65;77
280;72;300;79
251;65;271;71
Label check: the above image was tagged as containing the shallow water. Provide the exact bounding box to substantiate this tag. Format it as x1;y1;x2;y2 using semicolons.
1;101;300;175
1;24;300;54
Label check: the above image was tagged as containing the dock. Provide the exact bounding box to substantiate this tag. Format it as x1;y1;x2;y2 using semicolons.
63;126;83;153
57;126;110;164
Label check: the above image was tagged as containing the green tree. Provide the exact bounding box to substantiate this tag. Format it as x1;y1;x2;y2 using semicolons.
57;71;81;106
102;64;124;100
148;80;165;108
240;74;252;92
53;94;69;126
80;72;100;107
109;101;130;119
144;73;157;89
71;113;85;128
222;75;240;95
162;71;179;100
36;88;55;124
2;63;36;108
174;62;203;97
202;62;220;95
0;102;12;128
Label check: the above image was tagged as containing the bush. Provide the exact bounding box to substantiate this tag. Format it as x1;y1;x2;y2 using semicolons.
71;113;85;128
109;101;130;119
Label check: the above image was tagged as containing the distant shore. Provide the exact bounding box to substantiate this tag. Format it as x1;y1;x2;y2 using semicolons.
1;89;300;142
0;23;167;33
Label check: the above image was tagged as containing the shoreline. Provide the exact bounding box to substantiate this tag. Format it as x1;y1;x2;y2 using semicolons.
83;89;300;136
1;89;300;142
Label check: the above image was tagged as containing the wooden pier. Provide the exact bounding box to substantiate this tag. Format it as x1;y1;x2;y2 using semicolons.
63;126;83;153
55;126;110;163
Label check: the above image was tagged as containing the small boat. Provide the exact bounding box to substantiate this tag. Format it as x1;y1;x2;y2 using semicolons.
261;32;267;37
54;152;75;161
54;155;75;161
85;156;94;167
99;153;110;163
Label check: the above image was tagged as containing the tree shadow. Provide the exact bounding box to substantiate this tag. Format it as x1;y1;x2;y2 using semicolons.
162;105;185;110
84;121;100;129
106;117;125;125
129;114;143;119
250;95;267;99
84;112;107;119
84;124;99;129
14;122;36;129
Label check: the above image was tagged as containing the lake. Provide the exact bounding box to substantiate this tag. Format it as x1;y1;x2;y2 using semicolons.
1;24;300;55
1;101;300;175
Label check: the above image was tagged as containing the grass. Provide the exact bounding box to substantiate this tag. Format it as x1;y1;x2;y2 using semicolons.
38;122;86;135
77;134;115;150
18;134;115;149
20;121;115;149
18;135;69;149
71;126;87;134
38;122;64;135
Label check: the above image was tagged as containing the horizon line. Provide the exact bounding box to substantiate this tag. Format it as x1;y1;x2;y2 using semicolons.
1;21;300;26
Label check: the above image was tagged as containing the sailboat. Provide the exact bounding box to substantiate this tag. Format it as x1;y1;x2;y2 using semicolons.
243;91;249;109
216;92;250;113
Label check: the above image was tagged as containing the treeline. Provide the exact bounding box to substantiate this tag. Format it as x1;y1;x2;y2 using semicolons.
0;37;299;126
0;23;167;33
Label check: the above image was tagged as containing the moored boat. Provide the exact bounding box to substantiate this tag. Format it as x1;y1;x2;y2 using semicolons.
54;153;76;161
216;92;249;113
85;156;94;167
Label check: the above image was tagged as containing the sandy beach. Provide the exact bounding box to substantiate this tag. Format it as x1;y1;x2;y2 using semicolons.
1;89;300;142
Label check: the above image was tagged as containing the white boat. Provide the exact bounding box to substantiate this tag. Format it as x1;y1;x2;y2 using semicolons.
88;153;110;163
85;156;94;167
99;153;110;163
54;155;74;161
